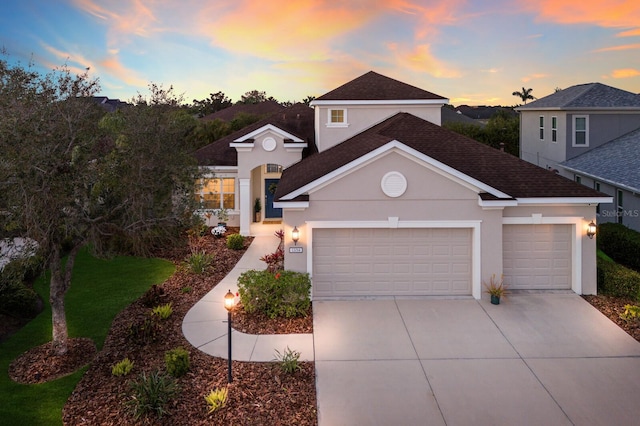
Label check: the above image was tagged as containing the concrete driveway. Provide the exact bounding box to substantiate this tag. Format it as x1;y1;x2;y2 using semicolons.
313;293;640;426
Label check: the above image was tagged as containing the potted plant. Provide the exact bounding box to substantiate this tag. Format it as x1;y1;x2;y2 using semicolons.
254;198;262;223
215;208;229;226
483;274;507;305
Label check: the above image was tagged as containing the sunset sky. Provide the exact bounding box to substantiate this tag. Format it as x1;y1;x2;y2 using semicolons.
1;0;639;106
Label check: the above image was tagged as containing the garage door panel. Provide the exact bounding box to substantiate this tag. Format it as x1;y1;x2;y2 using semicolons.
503;224;571;290
313;228;472;298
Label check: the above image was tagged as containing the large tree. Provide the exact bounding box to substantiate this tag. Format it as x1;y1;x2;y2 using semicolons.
191;90;233;117
0;60;198;354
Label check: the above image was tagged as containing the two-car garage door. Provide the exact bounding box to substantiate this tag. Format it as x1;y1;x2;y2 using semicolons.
312;228;472;298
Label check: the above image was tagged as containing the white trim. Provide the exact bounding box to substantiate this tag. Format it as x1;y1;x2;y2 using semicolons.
502;216;583;294
283;142;308;153
273;201;309;209
305;219;482;299
239;179;251;236
478;198;518;208
516;197;612;204
229;142;255;152
280;140;511;200
233;124;304;143
311;99;448;106
202;166;238;172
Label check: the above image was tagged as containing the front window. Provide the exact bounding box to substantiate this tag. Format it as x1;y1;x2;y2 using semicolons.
551;116;557;142
573;115;588;146
265;163;282;173
196;177;235;210
539;116;544;140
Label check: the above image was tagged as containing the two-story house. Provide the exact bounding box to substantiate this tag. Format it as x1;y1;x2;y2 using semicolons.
516;83;640;231
195;71;608;299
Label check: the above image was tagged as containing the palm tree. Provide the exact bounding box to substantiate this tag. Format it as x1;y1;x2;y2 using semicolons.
512;87;535;104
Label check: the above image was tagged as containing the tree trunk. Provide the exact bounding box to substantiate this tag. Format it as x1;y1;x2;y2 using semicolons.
49;244;81;356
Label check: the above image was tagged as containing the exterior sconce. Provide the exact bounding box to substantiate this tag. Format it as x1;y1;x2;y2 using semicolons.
587;221;596;239
292;226;300;245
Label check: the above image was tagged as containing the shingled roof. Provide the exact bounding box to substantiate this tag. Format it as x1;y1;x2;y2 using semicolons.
314;71;447;102
561;127;640;192
517;83;640;110
193;103;316;166
276;113;604;200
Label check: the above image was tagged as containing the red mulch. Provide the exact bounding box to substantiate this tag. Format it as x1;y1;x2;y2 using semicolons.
5;228;317;425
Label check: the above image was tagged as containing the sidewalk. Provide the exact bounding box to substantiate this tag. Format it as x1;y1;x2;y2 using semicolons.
181;230;314;362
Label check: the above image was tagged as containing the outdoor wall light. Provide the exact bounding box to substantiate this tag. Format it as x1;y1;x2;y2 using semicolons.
224;289;235;383
292;226;300;245
587;221;597;239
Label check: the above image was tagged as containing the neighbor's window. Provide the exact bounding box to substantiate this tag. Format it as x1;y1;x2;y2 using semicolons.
196;178;235;210
617;189;624;224
539;116;544;140
574;175;581;185
573;115;589;146
551;116;557;142
327;109;348;127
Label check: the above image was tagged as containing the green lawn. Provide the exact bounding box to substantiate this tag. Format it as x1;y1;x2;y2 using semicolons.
0;248;175;425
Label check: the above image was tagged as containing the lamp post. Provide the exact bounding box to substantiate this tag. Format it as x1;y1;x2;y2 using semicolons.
224;289;235;383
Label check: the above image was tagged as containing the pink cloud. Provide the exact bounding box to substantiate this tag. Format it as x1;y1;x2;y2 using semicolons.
594;43;640;52
520;0;640;29
611;68;640;78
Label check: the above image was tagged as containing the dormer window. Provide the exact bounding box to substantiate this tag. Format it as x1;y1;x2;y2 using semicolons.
327;109;348;128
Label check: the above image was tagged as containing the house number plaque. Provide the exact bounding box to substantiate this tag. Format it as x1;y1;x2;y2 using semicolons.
289;247;303;253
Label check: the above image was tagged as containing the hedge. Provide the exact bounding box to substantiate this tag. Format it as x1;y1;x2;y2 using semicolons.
237;270;311;318
597;256;640;300
597;223;640;272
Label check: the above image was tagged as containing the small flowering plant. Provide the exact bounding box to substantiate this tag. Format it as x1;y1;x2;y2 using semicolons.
211;225;226;238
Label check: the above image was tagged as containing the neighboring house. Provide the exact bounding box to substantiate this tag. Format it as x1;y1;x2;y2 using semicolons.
91;96;129;112
195;71;609;299
516;83;640;231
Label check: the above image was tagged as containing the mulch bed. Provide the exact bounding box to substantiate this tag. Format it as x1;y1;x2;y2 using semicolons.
6;228;317;425
582;295;640;342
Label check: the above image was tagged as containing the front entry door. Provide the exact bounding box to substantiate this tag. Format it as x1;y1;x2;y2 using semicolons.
264;179;282;218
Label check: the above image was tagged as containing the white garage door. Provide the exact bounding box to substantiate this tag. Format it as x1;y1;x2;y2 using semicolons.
503;224;572;290
312;228;472;298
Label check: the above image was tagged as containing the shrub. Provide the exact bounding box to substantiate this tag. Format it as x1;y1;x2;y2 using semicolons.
597;256;640;300
273;346;301;374
620;304;640;322
0;257;42;318
598;223;640;272
184;251;214;274
152;303;173;320
112;358;135;377
226;233;244;250
204;387;228;414
237;270;311;319
128;317;160;345
0;278;40;318
260;230;285;272
140;284;166;308
126;370;179;420
164;347;190;378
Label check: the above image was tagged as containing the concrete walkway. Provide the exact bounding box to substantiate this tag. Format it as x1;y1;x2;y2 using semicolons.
182;229;314;362
314;295;640;426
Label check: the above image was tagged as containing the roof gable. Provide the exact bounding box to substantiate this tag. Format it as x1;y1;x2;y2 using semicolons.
313;71;447;102
276;113;605;201
193;103;316;166
518;83;640;110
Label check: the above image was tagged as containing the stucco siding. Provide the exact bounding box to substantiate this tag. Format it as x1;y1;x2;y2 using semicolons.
566;113;640;160
519;111;567;170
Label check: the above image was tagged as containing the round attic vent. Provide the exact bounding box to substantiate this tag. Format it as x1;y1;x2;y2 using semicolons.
262;137;277;152
381;171;407;198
